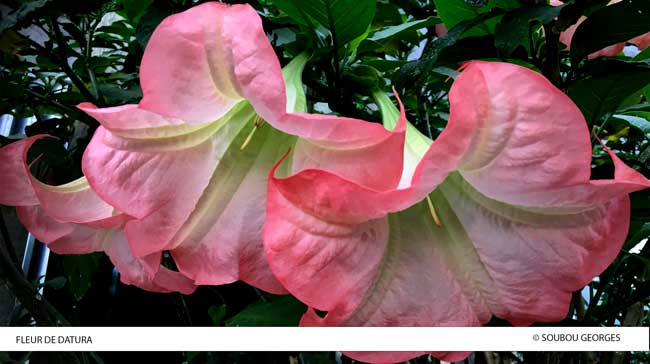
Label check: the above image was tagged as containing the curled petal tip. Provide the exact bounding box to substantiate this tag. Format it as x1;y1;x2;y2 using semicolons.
389;87;407;133
269;147;293;180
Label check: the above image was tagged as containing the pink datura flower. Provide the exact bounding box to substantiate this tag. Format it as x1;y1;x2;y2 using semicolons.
74;2;406;293
0;136;195;293
435;23;448;38
552;0;650;58
263;61;650;363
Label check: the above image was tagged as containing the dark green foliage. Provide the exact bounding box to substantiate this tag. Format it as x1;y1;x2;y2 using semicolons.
274;0;377;45
494;4;562;56
225;295;307;327
570;0;650;65
568;63;650;124
63;253;102;301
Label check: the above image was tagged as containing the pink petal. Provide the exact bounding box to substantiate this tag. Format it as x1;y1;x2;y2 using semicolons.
434;23;447;38
169;123;295;293
444;61;591;202
442;62;650;207
81;103;289;291
17;205;106;254
265;175;390;313
557;10;644;58
1;136;195;294
81;100;405;292
432;174;631;324
0;137;122;255
558;22;578;50
136;2;405;158
290;102;406;190
263;61;649;363
79;1;408;290
82;124;225;257
0;137;42;206
630;32;650;49
77;103;197;138
587;43;625;59
0;136;118;223
105;240;196;294
138;2;282;125
32;177;117;224
273;176;630;364
17;204;195;294
366;352;470;364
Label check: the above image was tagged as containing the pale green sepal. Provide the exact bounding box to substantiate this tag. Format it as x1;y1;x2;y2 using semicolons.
282;53;309;113
372;89;432;159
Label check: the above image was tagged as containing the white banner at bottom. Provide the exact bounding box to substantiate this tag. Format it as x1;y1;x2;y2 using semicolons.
1;327;648;352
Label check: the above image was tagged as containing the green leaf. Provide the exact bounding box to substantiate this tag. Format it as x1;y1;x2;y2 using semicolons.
570;0;650;64
613;114;650;135
640;144;650;167
0;0;48;33
358;16;439;53
207;304;227;326
274;0;376;45
342;64;383;89
362;58;407;72
97;84;143;104
634;47;650;61
122;0;153;23
135;4;176;48
42;277;67;290
367;17;441;43
568;66;650;124
61;22;87;46
96;22;134;40
396;9;505;87
64;254;101;301
26;137;72;169
225;295;306;327
624;110;650;120
625;222;650;250
374;1;403;25
183;352;200;364
433;0;518;37
494;4;563;55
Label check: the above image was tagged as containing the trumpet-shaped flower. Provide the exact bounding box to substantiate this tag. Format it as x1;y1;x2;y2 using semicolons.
0;136;195;293
263;61;650;363
78;2;406;293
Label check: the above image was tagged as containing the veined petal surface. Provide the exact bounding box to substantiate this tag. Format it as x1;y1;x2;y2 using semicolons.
136;2;403;148
263;61;649;363
0;137;195;294
79;2;406;291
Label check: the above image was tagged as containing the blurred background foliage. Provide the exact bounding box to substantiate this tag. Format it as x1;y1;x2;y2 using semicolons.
0;0;649;363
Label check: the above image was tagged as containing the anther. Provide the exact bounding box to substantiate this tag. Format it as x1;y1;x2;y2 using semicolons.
426;195;442;227
240;115;265;150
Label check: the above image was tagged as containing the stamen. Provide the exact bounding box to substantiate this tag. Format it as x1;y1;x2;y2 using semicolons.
444;61;472;83
426;195;442;227
240;115;265;150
